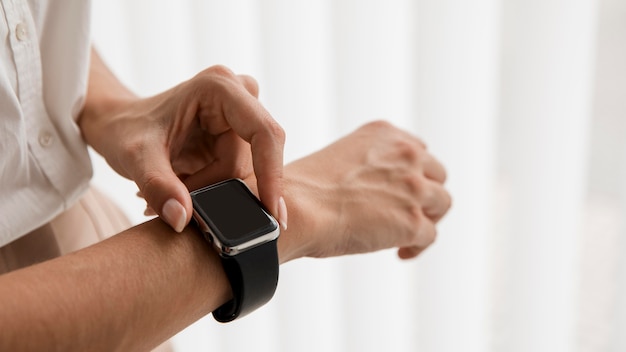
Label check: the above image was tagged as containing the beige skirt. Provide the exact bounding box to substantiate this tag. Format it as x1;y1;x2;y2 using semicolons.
0;186;130;273
0;186;173;352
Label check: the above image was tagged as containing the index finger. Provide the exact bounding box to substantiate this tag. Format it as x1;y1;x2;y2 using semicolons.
211;71;286;224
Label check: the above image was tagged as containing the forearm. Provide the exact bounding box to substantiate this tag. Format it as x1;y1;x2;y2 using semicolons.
0;219;230;352
0;176;312;351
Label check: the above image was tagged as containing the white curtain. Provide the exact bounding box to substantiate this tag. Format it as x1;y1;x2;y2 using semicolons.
89;0;626;351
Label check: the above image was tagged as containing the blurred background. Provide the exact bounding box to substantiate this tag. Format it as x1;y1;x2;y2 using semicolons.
89;0;625;351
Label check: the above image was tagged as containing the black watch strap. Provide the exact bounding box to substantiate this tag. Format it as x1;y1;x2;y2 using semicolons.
213;239;279;322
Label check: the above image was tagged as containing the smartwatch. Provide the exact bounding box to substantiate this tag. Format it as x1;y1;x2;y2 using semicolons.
190;178;280;322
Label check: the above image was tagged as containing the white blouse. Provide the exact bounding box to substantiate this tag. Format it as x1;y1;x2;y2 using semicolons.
0;0;93;246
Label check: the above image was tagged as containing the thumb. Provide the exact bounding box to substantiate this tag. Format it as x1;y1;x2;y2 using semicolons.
131;147;192;233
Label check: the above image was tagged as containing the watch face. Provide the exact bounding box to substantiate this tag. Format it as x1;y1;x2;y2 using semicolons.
191;179;278;248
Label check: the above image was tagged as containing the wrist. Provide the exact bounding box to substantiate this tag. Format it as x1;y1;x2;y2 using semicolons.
78;48;140;137
277;175;320;263
238;176;306;264
241;169;330;264
80;90;138;122
77;93;139;157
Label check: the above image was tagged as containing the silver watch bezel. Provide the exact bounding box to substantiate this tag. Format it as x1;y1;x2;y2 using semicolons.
193;208;279;256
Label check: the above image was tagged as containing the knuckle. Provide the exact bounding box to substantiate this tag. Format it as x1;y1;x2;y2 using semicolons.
440;165;448;183
363;120;394;132
204;64;236;79
233;160;254;179
401;173;427;198
140;171;167;199
267;120;286;144
119;139;145;164
394;139;422;162
241;74;258;85
195;65;238;93
239;74;259;93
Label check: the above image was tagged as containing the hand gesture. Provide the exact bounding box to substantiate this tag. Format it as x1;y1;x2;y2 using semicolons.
81;65;287;232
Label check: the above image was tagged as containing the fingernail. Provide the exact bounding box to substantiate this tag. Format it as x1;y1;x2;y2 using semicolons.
162;198;187;233
277;196;288;231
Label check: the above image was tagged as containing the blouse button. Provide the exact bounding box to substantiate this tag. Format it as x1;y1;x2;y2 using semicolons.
38;130;54;148
15;23;28;41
